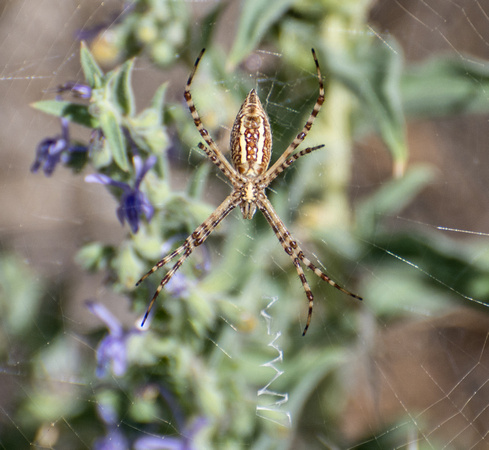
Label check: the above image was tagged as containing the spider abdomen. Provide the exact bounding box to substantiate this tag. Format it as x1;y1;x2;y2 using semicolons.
230;89;271;177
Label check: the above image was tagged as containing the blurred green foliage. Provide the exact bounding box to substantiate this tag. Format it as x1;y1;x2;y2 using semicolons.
17;0;489;448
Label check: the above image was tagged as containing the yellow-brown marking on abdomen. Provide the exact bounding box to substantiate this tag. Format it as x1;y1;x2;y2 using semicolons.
230;89;271;177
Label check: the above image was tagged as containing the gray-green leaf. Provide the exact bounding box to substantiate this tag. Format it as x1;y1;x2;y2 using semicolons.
228;0;295;69
402;55;489;118
31;100;98;128
80;41;104;88
100;109;129;172
108;58;136;116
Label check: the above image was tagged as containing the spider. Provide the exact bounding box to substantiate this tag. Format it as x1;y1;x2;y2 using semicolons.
137;48;362;335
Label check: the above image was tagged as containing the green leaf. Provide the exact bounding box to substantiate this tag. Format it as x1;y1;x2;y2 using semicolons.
325;38;408;167
356;165;433;236
108;58;136;116
129;117;169;156
31;100;98;128
91;136;113;169
100;109;129;172
187;161;211;200
113;242;146;288
361;230;489;315
76;242;114;272
0;253;44;335
199;2;226;49
80;41;103;88
402;55;489;118
128;85;169;154
227;0;295;68
287;348;347;421
150;82;168;126
125;82;169;157
364;265;454;317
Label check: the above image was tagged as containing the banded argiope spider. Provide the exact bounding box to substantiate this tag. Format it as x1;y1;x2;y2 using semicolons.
137;48;362;335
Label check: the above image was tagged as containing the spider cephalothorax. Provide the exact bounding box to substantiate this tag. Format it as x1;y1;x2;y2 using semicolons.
137;48;362;335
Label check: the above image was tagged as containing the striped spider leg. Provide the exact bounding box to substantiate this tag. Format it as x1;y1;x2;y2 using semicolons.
137;48;362;334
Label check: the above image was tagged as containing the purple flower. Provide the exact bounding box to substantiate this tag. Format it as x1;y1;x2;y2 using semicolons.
85;155;156;233
93;396;129;450
93;428;129;450
165;272;190;300
133;388;207;450
55;81;92;99
31;117;88;176
133;417;207;450
86;300;137;378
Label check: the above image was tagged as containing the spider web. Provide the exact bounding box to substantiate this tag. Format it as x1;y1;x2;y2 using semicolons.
2;0;489;448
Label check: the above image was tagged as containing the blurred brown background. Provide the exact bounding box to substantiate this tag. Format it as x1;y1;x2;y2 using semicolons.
2;0;489;446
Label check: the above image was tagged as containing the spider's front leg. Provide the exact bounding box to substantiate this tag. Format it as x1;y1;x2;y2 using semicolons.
265;144;324;182
262;48;324;186
136;194;239;326
185;49;236;181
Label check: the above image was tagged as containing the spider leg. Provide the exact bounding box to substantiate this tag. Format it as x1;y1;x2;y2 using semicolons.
185;49;238;182
197;142;239;182
292;256;315;336
137;194;239;326
297;253;362;300
267;144;324;179
262;49;324;186
258;196;361;335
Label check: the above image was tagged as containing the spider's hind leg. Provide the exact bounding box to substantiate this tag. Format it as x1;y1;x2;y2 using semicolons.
300;252;363;301
292;257;315;336
258;195;361;335
136;239;196;326
136;246;186;287
136;194;239;326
